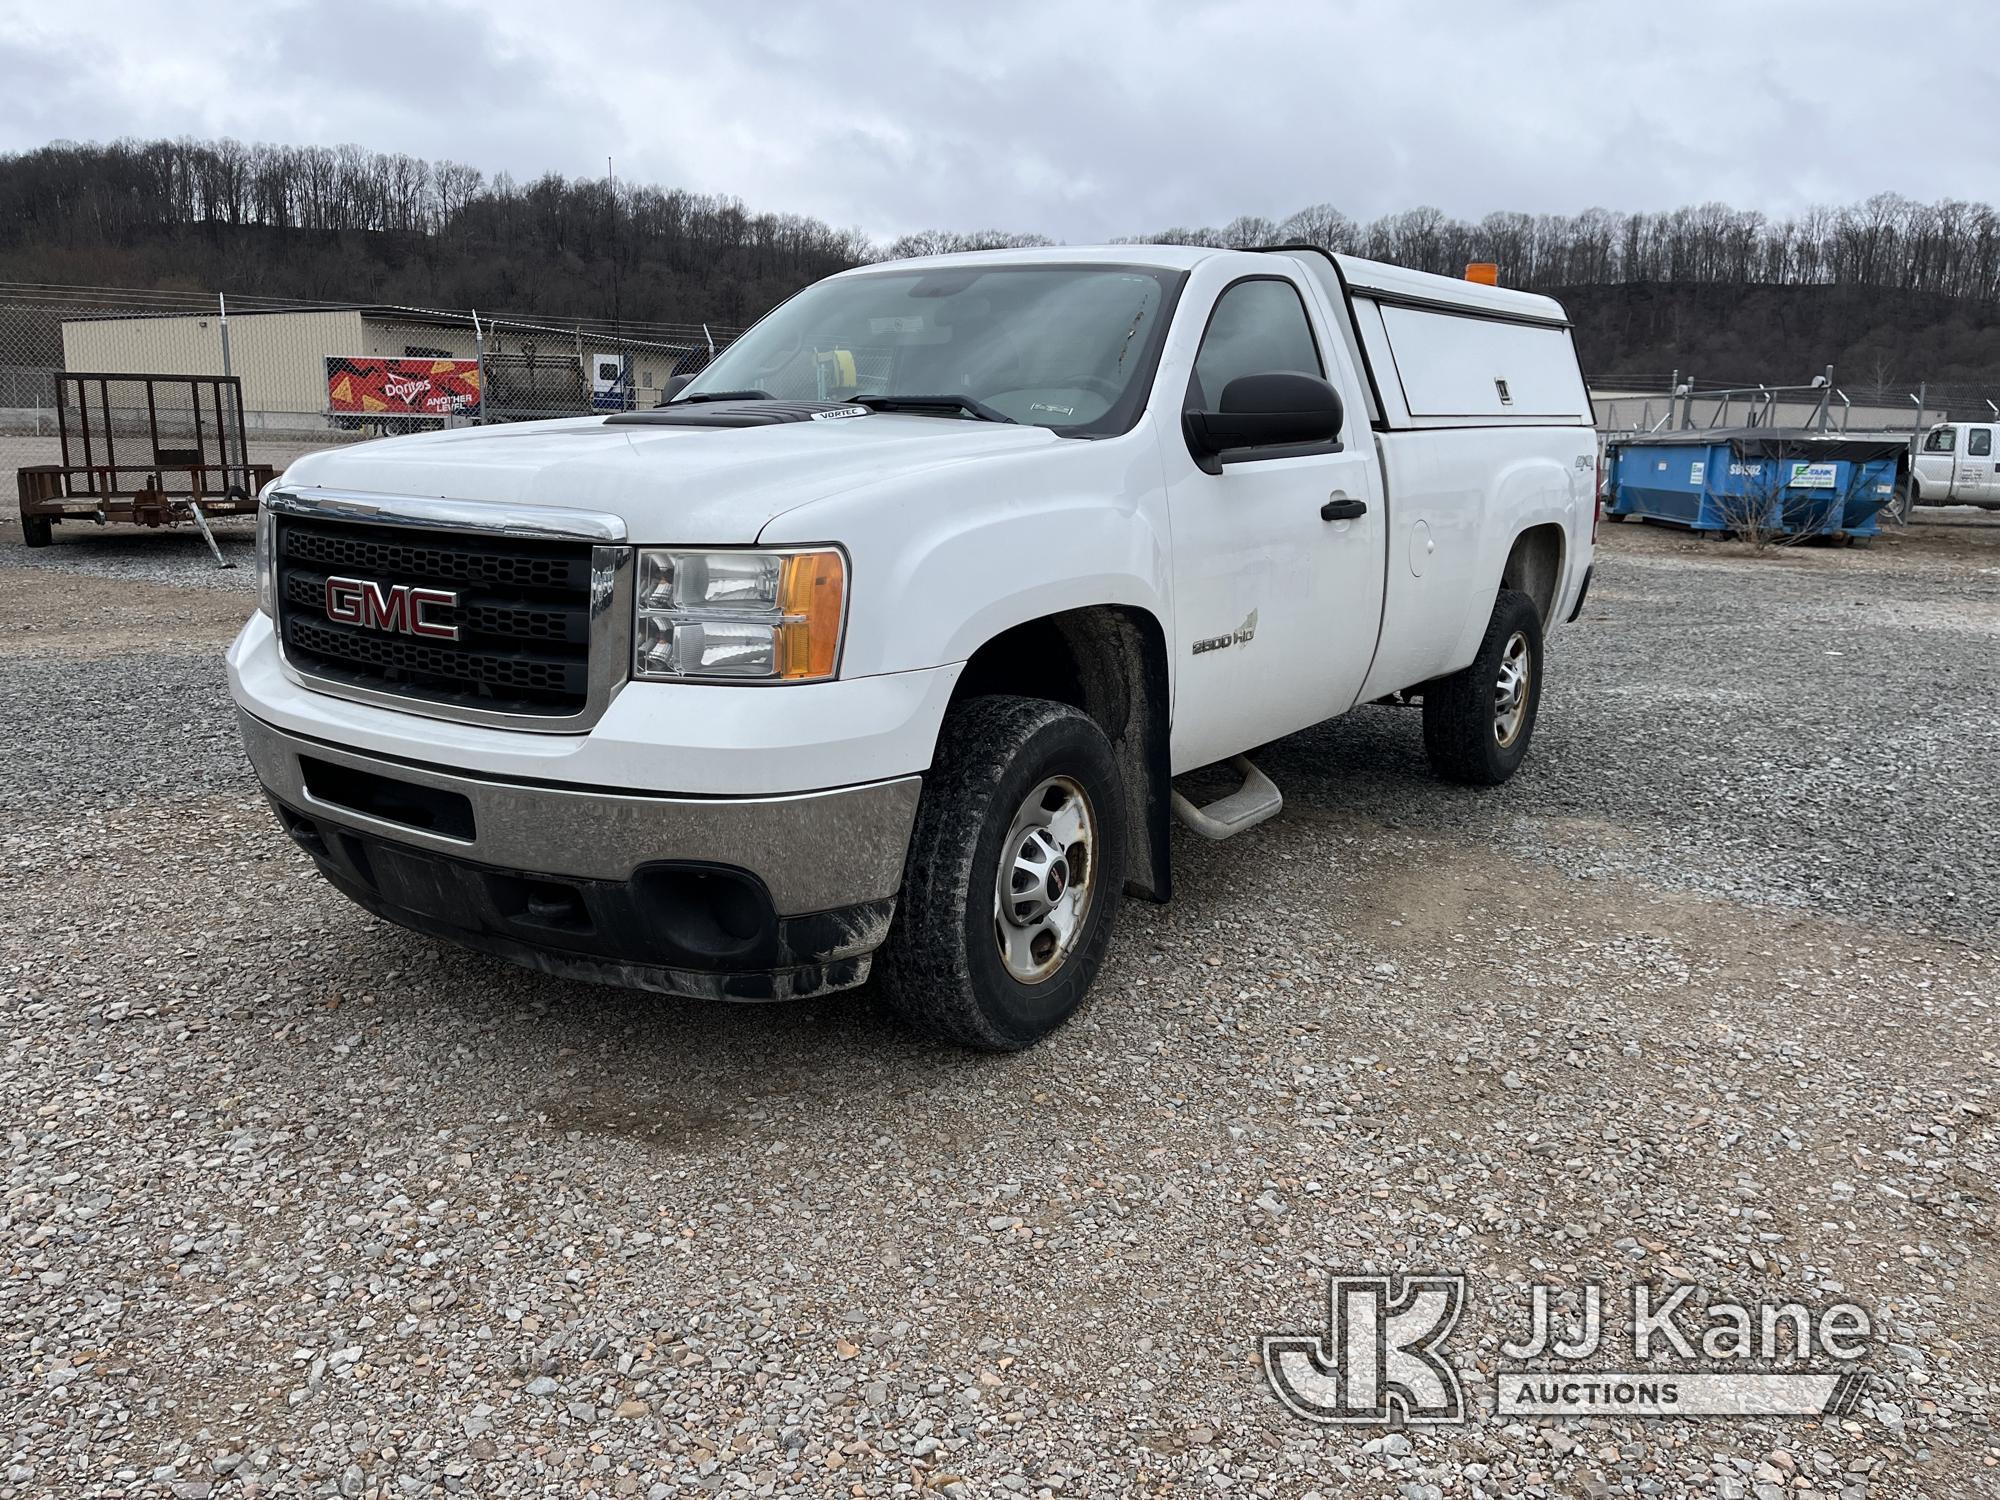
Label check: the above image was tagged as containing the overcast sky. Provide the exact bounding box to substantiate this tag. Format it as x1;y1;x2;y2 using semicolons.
1;0;1992;243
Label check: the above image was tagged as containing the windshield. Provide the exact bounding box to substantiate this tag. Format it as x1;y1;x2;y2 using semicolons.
679;264;1182;435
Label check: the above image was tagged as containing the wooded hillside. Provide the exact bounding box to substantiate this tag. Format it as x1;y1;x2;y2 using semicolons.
4;137;1997;390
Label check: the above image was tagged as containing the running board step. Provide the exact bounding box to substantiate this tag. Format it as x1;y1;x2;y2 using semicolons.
1170;755;1283;840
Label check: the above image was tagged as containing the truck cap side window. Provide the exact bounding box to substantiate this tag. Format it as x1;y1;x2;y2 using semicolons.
1924;427;1957;453
1185;277;1325;412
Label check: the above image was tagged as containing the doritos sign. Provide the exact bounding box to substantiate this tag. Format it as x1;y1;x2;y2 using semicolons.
326;357;481;418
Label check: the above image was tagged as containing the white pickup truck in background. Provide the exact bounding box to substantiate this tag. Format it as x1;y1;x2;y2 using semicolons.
1913;420;2000;508
228;244;1597;1049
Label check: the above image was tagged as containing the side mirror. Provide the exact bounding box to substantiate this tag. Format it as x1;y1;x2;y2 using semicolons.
661;373;696;402
1184;371;1343;474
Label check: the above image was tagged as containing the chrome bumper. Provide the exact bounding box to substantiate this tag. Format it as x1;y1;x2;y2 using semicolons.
236;710;921;915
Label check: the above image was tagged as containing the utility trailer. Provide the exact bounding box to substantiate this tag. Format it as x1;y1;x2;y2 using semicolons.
15;373;274;566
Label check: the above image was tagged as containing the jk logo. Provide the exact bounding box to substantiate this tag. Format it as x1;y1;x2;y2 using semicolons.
1261;1272;1467;1425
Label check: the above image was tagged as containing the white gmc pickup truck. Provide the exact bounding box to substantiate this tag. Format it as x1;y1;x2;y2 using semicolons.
229;245;1597;1049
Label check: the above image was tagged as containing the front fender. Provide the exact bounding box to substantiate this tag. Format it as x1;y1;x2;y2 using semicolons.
758;435;1173;680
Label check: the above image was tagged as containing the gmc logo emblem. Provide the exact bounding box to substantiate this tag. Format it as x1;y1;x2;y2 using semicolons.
324;576;460;641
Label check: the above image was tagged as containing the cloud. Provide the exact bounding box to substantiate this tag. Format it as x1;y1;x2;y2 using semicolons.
0;0;1991;241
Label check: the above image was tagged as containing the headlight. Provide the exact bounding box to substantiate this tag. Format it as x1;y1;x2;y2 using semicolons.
632;548;845;682
255;496;278;618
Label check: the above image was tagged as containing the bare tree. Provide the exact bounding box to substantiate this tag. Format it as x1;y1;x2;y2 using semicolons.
6;135;2000;361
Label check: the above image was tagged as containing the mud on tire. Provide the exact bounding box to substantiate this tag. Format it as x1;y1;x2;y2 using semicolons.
876;695;1127;1051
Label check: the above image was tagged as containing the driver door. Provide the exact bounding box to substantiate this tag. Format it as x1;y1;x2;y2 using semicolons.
1915;426;1958;499
1968;426;1996;501
1162;273;1386;773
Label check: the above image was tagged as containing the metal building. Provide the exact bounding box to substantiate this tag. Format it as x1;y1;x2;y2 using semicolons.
57;306;691;428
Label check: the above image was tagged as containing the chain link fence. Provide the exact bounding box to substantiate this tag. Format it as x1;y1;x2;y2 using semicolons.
0;281;745;483
10;280;1999;471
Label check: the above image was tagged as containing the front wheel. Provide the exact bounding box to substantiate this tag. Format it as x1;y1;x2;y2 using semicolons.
876;695;1127;1051
20;513;52;547
1421;588;1545;786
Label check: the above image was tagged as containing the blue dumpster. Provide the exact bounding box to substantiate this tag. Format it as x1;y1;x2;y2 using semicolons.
1605;429;1906;541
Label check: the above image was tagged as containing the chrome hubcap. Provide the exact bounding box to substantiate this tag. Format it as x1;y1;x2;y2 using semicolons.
994;775;1096;983
1494;632;1532;747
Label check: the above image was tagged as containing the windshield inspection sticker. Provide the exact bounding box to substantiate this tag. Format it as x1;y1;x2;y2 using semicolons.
1029;402;1076;418
810;406;870;420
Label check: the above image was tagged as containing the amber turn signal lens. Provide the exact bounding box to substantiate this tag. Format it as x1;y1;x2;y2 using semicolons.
775;550;845;680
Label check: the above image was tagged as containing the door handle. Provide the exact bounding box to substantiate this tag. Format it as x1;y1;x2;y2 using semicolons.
1321;494;1367;521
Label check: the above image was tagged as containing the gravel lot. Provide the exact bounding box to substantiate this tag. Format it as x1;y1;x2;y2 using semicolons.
4;509;1999;1499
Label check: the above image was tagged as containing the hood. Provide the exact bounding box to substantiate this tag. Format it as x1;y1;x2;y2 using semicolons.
279;409;1063;543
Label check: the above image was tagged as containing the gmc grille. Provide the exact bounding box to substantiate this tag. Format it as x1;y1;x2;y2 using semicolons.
275;516;597;717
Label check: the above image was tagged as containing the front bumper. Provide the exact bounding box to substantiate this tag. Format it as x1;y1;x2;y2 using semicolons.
228;611;963;798
238;710;921;1000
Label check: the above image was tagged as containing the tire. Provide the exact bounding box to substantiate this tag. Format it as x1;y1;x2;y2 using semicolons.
1421;588;1544;787
876;695;1127;1051
1882;479;1913;527
20;513;52;548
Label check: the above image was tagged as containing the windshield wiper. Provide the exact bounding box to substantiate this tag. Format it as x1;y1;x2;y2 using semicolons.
851;394;1016;424
674;388;774;404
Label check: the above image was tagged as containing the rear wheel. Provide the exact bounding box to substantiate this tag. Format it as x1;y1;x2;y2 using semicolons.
20;514;52;547
1421;588;1544;786
876;695;1126;1051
